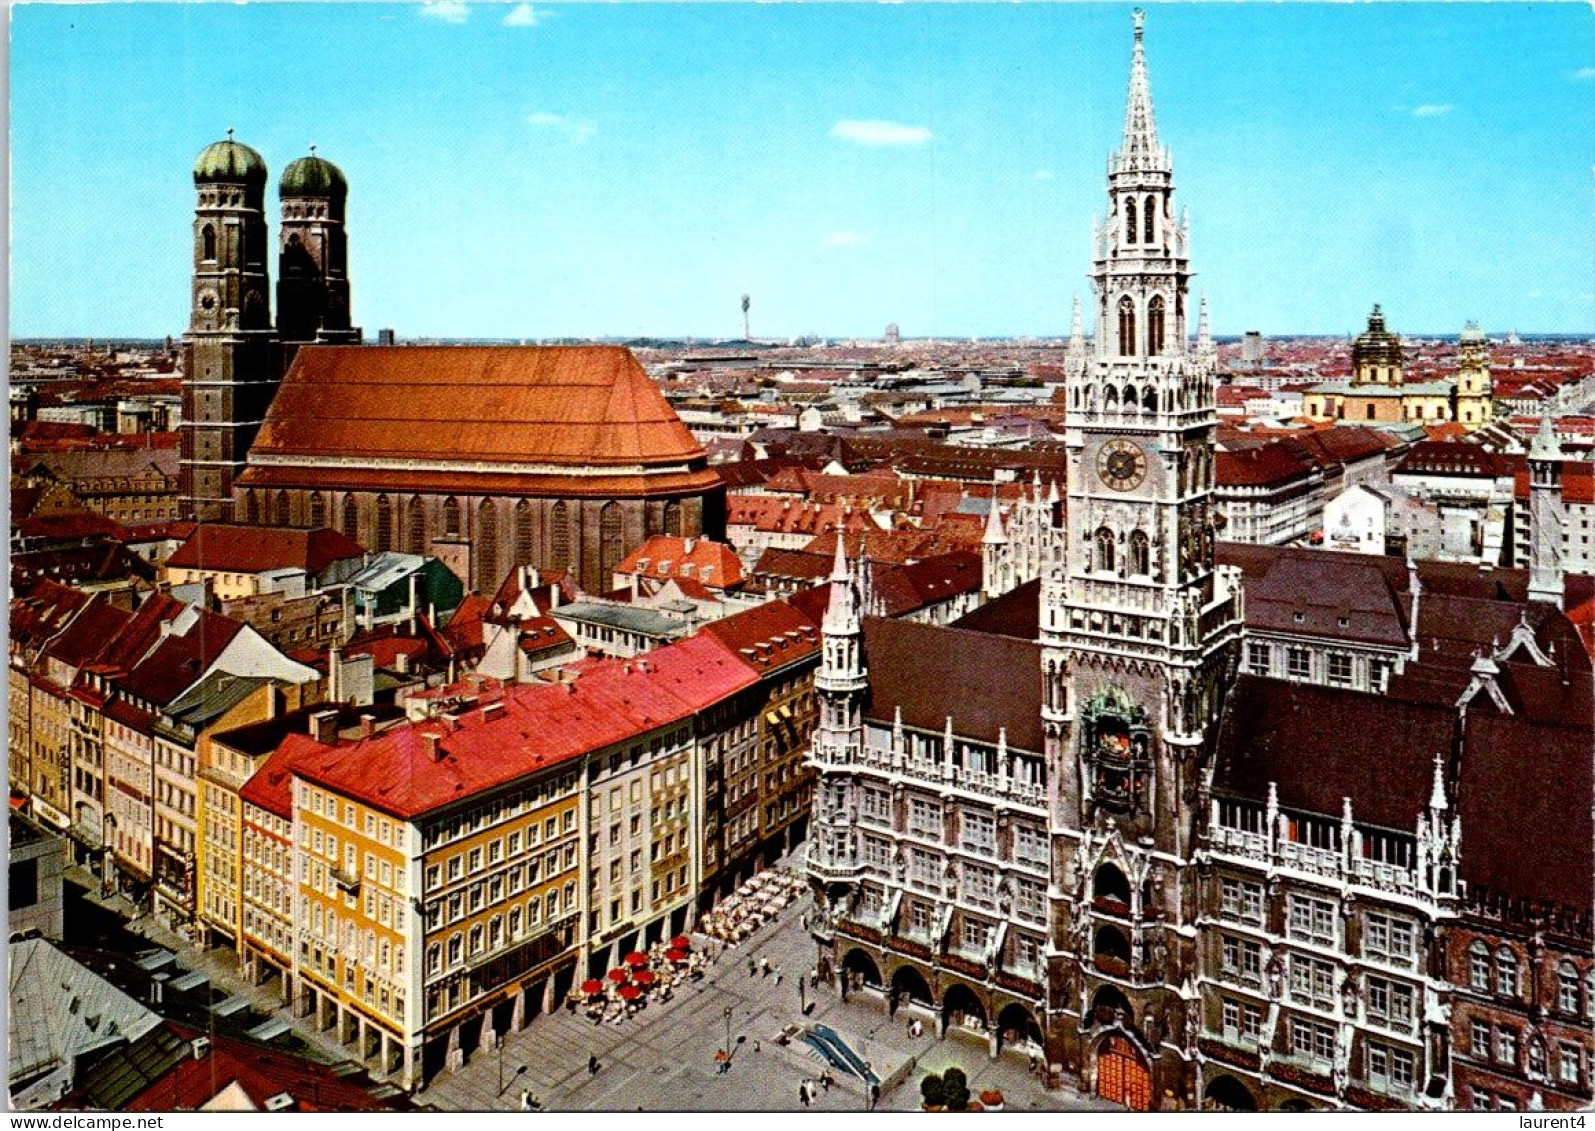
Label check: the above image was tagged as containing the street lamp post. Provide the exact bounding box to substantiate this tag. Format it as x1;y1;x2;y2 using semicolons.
498;1038;526;1098
724;1006;733;1064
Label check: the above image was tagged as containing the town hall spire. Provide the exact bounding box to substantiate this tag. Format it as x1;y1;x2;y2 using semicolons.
1115;9;1167;176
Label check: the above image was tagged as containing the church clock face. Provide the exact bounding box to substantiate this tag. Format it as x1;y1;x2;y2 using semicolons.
1097;439;1148;492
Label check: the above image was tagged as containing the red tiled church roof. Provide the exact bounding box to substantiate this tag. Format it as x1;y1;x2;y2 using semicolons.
239;346;721;498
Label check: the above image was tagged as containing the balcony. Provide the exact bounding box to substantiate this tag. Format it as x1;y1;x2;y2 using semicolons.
1277;840;1340;880
330;866;361;895
851;748;1046;812
806;847;864;883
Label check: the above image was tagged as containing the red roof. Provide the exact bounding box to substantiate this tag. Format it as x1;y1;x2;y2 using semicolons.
238;346;720;499
1393;441;1522;480
166;524;365;576
1216;443;1315;488
615;536;745;590
118;1023;406;1112
701;598;821;673
292;634;757;818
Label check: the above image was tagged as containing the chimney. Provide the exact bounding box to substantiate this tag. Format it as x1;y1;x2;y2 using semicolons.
359;713;375;739
191;1036;210;1060
310;709;339;745
482;701;505;722
408;572;420;634
423;731;443;762
395;651;411;675
548;582;561;610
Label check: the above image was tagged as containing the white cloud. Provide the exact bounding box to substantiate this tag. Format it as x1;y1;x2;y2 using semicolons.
527;111;596;144
503;4;542;27
822;230;869;248
1575;67;1595;80
1412;103;1454;118
1033;169;1054;181
830;119;933;147
419;1;469;23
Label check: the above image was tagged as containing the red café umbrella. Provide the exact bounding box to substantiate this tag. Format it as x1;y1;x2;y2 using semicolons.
607;968;630;983
618;983;643;1001
625;951;650;968
581;979;604;996
664;948;689;964
670;935;692;950
633;969;657;986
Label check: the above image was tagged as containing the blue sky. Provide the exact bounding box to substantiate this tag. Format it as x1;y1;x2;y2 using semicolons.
10;2;1594;339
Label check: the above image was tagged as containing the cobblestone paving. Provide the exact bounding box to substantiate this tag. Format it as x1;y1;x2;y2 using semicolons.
419;887;1116;1113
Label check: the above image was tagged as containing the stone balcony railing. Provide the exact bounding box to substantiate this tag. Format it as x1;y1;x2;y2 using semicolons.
849;747;1047;810
1209;824;1419;899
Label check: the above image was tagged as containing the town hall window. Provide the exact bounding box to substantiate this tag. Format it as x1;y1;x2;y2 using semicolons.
1117;296;1136;356
1096;527;1116;573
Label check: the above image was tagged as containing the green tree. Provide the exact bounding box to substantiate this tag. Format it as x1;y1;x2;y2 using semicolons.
942;1067;970;1111
920;1073;947;1108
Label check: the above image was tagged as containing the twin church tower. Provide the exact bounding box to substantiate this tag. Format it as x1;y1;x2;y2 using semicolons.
181;135;358;520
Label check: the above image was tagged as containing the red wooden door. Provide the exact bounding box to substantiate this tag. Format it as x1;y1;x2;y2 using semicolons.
1097;1036;1152;1111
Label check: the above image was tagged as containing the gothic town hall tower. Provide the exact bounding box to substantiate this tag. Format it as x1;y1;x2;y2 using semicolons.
1047;9;1242;1104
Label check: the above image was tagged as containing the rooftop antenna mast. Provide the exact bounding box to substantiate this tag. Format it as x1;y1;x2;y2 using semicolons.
741;294;751;342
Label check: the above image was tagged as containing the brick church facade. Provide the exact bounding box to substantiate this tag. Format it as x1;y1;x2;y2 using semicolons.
178;139;723;595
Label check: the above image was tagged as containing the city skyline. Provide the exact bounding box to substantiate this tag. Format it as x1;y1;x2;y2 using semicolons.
11;2;1595;340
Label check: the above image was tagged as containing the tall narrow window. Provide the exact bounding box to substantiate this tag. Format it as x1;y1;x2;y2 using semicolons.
309;492;326;529
550;502;570;570
375;495;393;552
341;495;359;543
1130;530;1150;575
1118;296;1136;357
1095;527;1116;573
664;500;682;537
1124;198;1137;245
599;502;624;585
442;496;461;537
244;491;260;525
1148;295;1166;356
514;500;534;565
273;490;290;527
477;499;498;589
1144;194;1157;243
406;496;426;555
201;224;217;262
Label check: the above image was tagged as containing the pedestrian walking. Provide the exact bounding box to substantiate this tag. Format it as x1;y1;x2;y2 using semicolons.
748;957;757;977
760;956;771;976
809;968;818;989
753;1039;761;1053
799;1080;811;1108
1028;1054;1039;1075
821;1071;832;1092
774;967;783;987
588;1054;600;1076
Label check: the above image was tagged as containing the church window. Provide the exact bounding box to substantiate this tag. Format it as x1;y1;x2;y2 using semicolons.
1147;295;1166;355
1117;296;1136;356
341;495;359;543
1496;947;1519;998
309;493;326;529
663;500;682;537
1122;383;1137;409
374;495;393;552
1142;385;1157;412
244;491;260;525
477;499;499;589
551;502;571;570
406;496;426;555
599;501;624;585
1124;198;1137;245
1095;527;1115;573
514;500;534;564
1104;384;1119;410
1129;529;1150;575
273;490;290;527
442;496;461;537
1144;194;1156;243
201;224;216;262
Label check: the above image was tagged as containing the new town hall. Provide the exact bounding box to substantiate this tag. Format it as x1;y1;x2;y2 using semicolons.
806;13;1593;1113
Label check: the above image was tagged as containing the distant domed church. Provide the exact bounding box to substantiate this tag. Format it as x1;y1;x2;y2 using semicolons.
178;136;725;594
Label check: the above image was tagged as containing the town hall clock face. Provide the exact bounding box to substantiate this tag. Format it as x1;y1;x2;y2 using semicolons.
1097;439;1148;492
